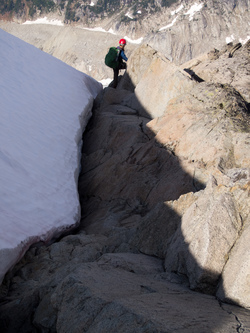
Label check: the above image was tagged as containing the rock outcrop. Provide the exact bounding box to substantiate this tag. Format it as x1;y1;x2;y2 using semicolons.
0;42;249;332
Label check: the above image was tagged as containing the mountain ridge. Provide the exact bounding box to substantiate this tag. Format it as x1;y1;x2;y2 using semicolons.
0;0;179;24
1;0;249;80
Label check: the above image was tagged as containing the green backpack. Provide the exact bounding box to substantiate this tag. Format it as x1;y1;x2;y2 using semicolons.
105;47;120;69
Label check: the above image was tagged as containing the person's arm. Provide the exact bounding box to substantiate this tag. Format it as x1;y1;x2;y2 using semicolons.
120;50;128;62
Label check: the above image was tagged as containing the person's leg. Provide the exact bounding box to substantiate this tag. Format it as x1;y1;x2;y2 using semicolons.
113;68;119;88
113;63;126;88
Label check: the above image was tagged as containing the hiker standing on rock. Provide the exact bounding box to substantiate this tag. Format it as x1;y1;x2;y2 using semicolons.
104;38;128;88
113;38;128;88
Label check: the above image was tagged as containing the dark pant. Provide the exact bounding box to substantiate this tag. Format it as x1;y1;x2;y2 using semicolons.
113;62;127;88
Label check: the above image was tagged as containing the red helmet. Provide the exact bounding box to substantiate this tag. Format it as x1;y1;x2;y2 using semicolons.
119;38;127;45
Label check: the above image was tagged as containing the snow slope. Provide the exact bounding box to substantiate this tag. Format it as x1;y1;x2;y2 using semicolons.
0;29;102;283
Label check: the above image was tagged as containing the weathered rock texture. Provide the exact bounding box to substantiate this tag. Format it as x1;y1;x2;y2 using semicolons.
143;0;250;65
0;42;249;332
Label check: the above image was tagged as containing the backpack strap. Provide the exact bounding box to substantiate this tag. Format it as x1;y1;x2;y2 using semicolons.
116;47;121;62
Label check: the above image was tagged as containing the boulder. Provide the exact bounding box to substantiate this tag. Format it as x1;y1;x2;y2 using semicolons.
164;177;243;293
121;44;196;118
217;219;250;309
119;44;158;91
216;170;250;309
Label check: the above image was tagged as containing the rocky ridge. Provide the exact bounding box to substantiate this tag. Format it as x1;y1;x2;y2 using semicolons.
0;41;250;332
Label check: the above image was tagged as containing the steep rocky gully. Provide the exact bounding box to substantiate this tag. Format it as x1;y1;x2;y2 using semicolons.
0;42;249;332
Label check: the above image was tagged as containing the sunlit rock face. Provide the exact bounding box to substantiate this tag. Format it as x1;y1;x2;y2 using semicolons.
118;41;250;308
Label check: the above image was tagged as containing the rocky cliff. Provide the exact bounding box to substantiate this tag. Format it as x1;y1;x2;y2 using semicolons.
143;0;250;64
0;41;249;332
0;0;249;81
